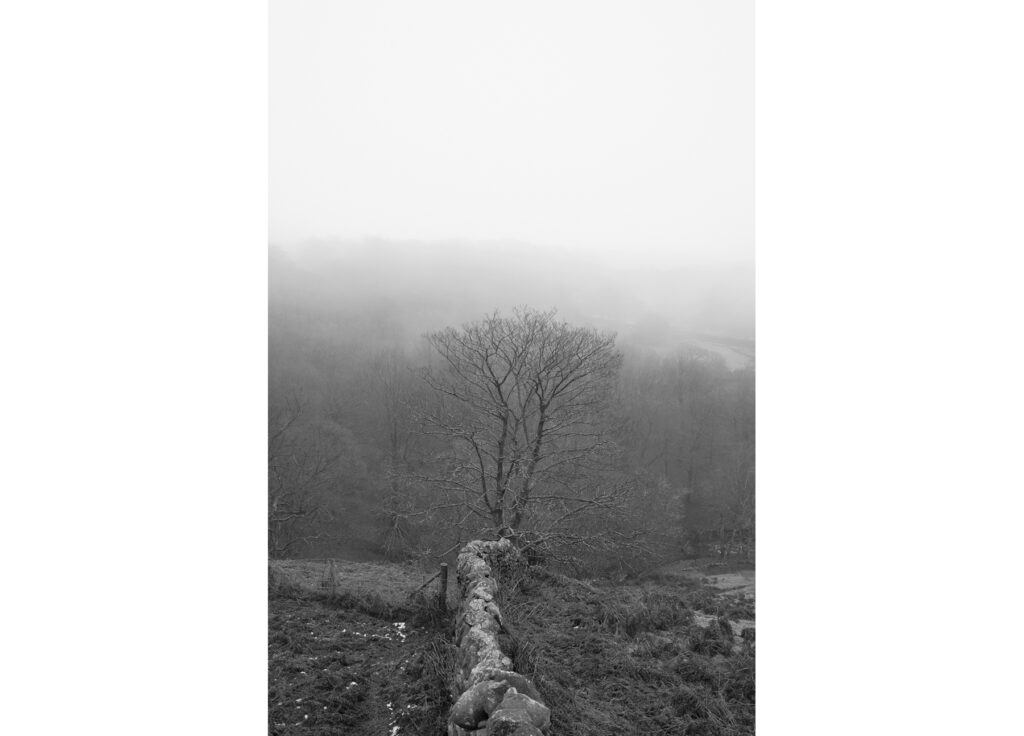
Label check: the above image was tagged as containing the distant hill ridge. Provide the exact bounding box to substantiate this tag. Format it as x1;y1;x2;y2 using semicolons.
270;239;754;353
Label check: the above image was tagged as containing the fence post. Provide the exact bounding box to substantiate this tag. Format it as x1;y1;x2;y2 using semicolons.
438;562;449;611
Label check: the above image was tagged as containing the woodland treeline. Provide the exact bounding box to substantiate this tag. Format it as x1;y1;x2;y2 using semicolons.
269;244;754;572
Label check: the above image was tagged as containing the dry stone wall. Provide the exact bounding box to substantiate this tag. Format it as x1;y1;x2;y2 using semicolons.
448;539;550;736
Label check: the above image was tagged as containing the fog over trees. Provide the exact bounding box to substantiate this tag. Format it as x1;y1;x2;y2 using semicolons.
267;5;756;732
269;2;753;570
269;239;754;571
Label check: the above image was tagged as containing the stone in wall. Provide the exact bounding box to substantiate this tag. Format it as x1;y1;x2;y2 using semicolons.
447;539;550;734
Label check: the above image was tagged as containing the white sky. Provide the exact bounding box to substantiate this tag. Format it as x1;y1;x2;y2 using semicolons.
270;0;752;267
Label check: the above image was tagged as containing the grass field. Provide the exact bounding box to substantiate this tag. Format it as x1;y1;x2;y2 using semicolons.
269;557;754;736
268;560;457;736
502;565;755;735
270;559;448;606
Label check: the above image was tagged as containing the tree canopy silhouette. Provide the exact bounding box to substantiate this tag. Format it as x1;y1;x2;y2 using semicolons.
421;309;625;543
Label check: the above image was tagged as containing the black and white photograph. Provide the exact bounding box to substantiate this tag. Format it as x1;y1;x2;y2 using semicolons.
7;2;1023;735
270;2;753;734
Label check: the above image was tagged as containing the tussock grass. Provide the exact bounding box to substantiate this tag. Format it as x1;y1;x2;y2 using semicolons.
594;588;694;636
269;558;431;607
688;619;734;657
688;586;755;620
275;584;454;634
400;635;459;734
269;563;304;598
321;589;398;618
630;632;684;660
270;559;454;631
496;564;754;735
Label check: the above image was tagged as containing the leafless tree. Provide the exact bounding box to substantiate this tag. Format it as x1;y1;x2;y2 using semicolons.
416;309;628;547
363;347;419;468
268;393;342;557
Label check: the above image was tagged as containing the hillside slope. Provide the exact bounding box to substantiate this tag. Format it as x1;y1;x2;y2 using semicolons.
269;558;754;735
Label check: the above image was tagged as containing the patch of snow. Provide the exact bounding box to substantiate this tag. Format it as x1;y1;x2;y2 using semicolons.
386;701;400;735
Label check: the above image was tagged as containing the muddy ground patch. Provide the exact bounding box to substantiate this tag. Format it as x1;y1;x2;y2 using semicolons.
268;588;455;736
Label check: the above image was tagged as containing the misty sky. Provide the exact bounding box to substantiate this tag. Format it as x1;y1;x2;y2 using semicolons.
270;1;752;268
